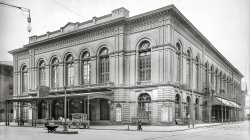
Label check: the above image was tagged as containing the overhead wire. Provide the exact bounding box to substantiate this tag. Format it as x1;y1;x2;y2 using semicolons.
50;0;88;20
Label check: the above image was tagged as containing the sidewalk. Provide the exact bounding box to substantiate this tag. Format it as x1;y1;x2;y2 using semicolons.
89;123;222;132
0;121;245;132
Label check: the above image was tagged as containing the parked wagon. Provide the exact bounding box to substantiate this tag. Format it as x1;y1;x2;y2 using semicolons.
69;113;89;129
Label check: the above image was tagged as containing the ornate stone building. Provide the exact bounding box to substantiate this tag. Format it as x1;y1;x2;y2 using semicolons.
8;5;244;125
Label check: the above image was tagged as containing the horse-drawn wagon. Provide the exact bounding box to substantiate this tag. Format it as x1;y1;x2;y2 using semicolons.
69;113;89;129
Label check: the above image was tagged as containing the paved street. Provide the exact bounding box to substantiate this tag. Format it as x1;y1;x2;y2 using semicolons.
0;122;249;140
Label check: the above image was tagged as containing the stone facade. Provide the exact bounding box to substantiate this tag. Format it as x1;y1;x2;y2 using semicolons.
8;5;244;125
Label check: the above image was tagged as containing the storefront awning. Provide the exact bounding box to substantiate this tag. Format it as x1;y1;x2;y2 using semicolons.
6;91;114;102
213;97;241;108
227;100;241;109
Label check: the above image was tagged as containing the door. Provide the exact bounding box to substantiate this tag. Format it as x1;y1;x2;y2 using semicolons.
100;99;109;120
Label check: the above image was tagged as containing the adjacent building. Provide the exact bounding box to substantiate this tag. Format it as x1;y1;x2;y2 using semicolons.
0;61;13;122
8;5;244;125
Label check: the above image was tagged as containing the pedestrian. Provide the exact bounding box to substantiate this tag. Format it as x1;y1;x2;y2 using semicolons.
137;119;142;130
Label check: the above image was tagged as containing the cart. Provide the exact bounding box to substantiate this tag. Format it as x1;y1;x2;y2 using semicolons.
70;113;89;129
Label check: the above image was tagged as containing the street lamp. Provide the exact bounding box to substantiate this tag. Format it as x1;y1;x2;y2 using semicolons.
0;2;32;32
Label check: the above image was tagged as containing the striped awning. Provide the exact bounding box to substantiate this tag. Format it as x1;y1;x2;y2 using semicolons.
213;97;241;108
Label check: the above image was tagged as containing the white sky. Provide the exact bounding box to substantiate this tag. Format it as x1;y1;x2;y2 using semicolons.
0;0;249;87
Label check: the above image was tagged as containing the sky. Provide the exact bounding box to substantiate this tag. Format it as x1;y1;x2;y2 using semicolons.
0;0;249;88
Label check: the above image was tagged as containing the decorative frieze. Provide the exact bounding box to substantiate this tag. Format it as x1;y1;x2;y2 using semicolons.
129;18;162;34
34;28;117;55
17;51;29;60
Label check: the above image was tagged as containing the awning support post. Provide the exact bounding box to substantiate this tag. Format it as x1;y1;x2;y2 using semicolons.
5;101;7;126
7;101;10;126
221;101;223;124
87;95;90;127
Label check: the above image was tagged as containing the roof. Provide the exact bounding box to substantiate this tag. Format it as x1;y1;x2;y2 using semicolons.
0;61;13;66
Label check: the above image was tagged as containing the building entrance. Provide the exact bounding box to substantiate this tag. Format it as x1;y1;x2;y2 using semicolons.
89;98;110;121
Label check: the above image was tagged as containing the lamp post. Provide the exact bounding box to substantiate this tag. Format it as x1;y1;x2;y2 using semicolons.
63;86;68;132
0;2;32;32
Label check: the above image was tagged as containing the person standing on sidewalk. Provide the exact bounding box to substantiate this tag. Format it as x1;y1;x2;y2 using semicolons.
137;119;142;130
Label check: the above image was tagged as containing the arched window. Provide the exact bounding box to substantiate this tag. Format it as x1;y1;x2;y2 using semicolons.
175;94;181;119
195;98;199;120
65;55;74;86
138;41;151;81
21;65;28;93
186;49;191;87
205;62;209;85
99;48;109;83
215;69;218;92
210;66;214;87
195;55;200;89
176;42;181;83
51;58;59;88
81;52;91;84
219;72;222;94
138;93;151;120
38;60;46;86
185;96;191;117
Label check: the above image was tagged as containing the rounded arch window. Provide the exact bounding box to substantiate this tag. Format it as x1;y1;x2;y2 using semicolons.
65;54;74;86
51;57;59;88
22;65;28;71
176;42;182;82
186;49;192;87
21;65;28;93
38;60;46;86
81;51;91;84
187;49;191;58
52;57;59;65
195;55;200;89
138;41;151;82
185;96;191;117
176;42;181;52
138;93;151;120
99;47;109;83
210;65;214;86
99;48;109;56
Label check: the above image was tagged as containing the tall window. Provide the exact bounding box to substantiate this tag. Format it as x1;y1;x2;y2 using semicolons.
195;55;199;89
99;48;109;83
38;60;46;86
219;72;222;94
65;55;74;86
185;96;190;117
175;94;181;119
195;98;199;120
186;50;191;87
81;52;91;84
176;42;181;83
138;93;151;120
215;69;218;92
205;62;208;85
139;41;151;81
51;58;59;88
22;65;28;93
210;66;214;88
